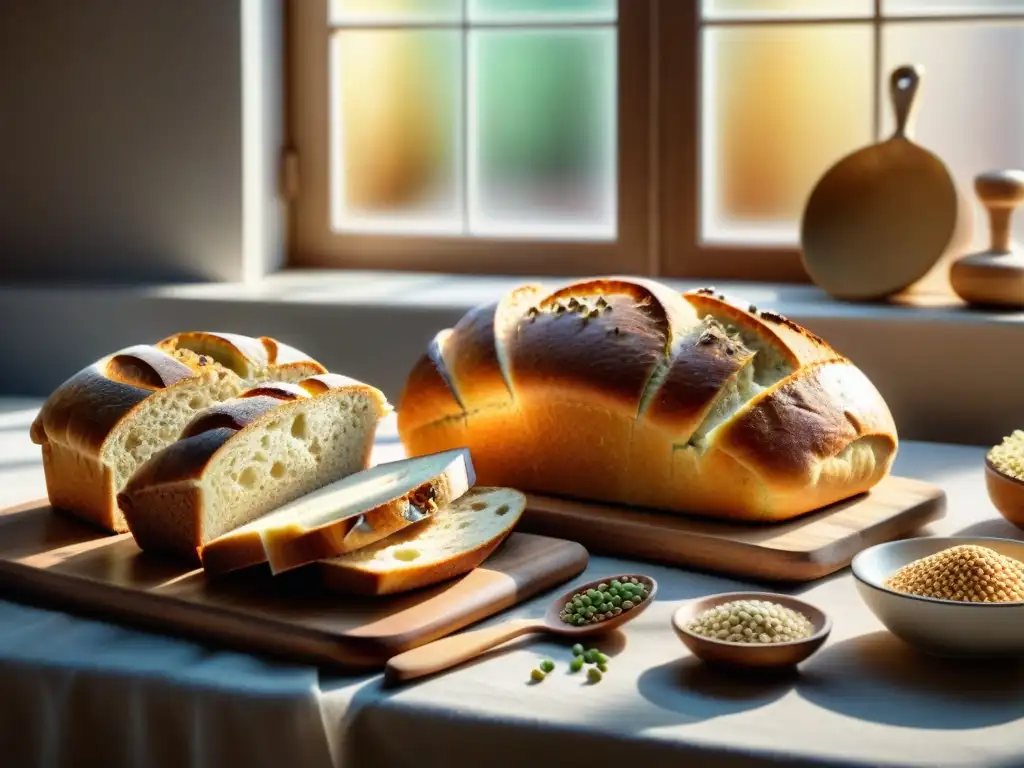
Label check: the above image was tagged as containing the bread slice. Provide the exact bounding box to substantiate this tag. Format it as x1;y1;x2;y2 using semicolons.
198;449;476;576
318;486;525;596
117;373;389;561
30;332;326;533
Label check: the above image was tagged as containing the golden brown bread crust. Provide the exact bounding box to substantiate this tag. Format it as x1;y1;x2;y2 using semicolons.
31;333;326;533
397;278;899;521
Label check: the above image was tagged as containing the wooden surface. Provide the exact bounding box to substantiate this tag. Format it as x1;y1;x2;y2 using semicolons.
517;475;946;582
800;64;968;301
950;170;1024;308
0;498;589;670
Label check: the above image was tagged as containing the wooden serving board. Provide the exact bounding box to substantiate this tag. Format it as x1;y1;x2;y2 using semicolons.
0;498;589;670
517;475;945;582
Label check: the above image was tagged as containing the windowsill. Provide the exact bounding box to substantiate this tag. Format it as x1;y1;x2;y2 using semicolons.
1;269;1021;448
139;268;1015;319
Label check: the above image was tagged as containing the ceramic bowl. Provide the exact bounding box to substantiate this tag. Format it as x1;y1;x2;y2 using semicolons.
985;458;1024;530
671;591;832;669
851;536;1024;658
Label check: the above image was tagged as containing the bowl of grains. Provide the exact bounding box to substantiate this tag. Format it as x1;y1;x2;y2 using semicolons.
985;431;1024;529
671;592;832;669
852;537;1024;657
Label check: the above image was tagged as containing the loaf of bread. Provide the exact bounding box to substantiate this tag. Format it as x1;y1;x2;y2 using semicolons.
30;332;326;533
396;278;899;521
117;373;389;560
319;486;525;596
199;448;475;576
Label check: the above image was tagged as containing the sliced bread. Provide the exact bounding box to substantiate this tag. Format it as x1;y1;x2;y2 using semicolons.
30;332;325;533
198;448;476;576
318;486;526;596
117;373;389;561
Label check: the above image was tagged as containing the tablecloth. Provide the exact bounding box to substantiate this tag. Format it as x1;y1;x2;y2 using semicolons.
1;399;1022;768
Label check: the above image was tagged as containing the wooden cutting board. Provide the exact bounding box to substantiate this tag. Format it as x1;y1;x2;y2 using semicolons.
517;475;945;582
0;498;588;670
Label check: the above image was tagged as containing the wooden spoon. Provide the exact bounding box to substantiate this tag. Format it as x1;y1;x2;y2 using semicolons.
800;64;968;301
384;573;657;683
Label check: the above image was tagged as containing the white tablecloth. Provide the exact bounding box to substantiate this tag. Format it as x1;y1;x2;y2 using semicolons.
1;399;1022;768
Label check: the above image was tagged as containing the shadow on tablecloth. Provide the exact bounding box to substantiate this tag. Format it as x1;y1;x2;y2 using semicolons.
795;630;1024;729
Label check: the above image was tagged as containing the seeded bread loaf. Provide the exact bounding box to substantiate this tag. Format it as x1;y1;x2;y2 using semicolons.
30;332;326;533
397;278;899;522
117;374;389;561
199;449;475;576
319;486;525;596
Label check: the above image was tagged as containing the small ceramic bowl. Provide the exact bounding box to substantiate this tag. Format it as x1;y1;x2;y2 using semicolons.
851;536;1024;658
671;591;832;669
985;458;1024;530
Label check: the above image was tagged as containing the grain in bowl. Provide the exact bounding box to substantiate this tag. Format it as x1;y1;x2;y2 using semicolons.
884;544;1024;603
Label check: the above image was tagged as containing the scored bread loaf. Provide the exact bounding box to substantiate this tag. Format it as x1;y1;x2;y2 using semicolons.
319;486;525;596
199;448;475;576
117;373;389;561
397;278;899;522
30;332;326;533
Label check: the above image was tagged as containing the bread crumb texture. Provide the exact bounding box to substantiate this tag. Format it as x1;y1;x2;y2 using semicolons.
329;487;522;572
201;391;378;541
988;430;1024;481
885;545;1024;603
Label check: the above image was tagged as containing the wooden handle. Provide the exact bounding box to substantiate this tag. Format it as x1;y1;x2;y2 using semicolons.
385;618;542;683
975;170;1024;253
889;64;924;140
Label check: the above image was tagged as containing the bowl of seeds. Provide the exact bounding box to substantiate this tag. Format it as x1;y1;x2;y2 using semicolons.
851;536;1024;657
985;430;1024;529
671;591;831;669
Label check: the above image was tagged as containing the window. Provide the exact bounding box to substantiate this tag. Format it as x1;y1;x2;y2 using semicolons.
287;0;1024;281
288;0;651;276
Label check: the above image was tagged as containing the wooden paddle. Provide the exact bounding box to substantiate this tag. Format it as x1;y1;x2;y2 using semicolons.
800;64;969;301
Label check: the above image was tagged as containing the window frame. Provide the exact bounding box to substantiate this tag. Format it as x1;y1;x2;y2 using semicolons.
285;0;655;277
655;1;810;282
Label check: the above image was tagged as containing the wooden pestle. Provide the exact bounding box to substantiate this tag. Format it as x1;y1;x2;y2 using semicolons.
950;170;1024;308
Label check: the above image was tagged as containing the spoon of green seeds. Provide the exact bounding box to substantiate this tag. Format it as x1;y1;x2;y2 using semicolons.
385;574;657;684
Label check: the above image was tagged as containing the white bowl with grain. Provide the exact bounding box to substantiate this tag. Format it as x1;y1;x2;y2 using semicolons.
851;536;1024;658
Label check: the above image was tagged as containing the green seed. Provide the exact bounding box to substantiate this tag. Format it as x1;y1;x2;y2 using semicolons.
588;648;600;657
572;643;584;656
573;597;583;608
581;595;592;606
583;650;595;664
531;668;546;682
611;595;622;606
587;667;603;683
598;662;608;672
611;580;622;589
595;652;609;664
570;656;584;672
585;608;595;618
540;659;555;673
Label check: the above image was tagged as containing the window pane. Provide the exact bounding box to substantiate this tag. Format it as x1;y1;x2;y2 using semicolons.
329;0;461;24
331;31;462;234
702;0;872;20
881;22;1024;250
470;30;616;239
701;25;873;244
469;0;616;23
883;0;1024;16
